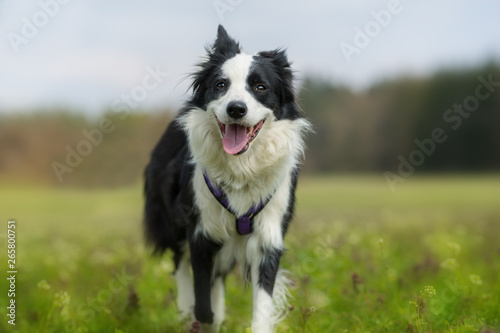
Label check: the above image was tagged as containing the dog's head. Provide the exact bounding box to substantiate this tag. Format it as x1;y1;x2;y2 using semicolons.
189;25;302;155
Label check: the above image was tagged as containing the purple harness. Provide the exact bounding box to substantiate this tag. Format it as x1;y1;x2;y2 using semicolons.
203;170;273;235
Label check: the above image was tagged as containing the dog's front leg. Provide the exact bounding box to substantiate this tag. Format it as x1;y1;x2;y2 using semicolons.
189;232;220;332
250;246;283;333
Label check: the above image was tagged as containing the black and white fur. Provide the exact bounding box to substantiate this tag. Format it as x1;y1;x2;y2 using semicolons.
144;25;310;333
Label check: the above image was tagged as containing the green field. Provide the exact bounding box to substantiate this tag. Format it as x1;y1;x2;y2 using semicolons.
1;175;500;332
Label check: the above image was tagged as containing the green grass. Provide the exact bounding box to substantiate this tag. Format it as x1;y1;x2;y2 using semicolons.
1;175;500;332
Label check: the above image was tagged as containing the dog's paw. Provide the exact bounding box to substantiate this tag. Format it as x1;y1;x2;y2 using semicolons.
187;320;201;333
187;321;220;333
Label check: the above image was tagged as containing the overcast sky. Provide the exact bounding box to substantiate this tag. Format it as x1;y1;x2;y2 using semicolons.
1;0;499;114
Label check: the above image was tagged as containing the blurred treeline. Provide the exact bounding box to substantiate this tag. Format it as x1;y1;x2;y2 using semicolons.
0;110;171;187
304;62;500;173
0;62;499;187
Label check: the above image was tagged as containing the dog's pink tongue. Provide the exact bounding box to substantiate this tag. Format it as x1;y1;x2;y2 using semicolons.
222;124;249;155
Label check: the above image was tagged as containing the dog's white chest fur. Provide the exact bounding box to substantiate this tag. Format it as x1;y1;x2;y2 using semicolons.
179;107;309;242
191;164;293;268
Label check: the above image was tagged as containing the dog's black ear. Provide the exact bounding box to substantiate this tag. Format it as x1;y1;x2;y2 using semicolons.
212;25;240;56
259;49;295;101
258;49;303;120
267;49;292;73
216;25;231;46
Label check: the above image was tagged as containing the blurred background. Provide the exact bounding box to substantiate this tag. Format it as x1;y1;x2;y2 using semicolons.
1;1;500;332
1;0;499;187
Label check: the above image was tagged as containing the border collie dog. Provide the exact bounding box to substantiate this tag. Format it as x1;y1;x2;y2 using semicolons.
144;25;310;332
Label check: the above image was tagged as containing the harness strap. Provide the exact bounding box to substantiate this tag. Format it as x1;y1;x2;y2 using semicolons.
203;170;273;235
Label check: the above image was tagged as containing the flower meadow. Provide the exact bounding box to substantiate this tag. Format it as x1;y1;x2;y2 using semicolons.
1;175;499;332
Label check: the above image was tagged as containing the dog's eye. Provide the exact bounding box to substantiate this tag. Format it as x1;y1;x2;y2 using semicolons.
216;81;227;89
255;84;267;92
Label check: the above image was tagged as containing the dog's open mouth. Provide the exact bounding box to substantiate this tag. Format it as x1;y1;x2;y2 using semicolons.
216;118;265;155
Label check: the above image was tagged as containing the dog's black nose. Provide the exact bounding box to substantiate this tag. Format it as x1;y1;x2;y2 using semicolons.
226;101;247;119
